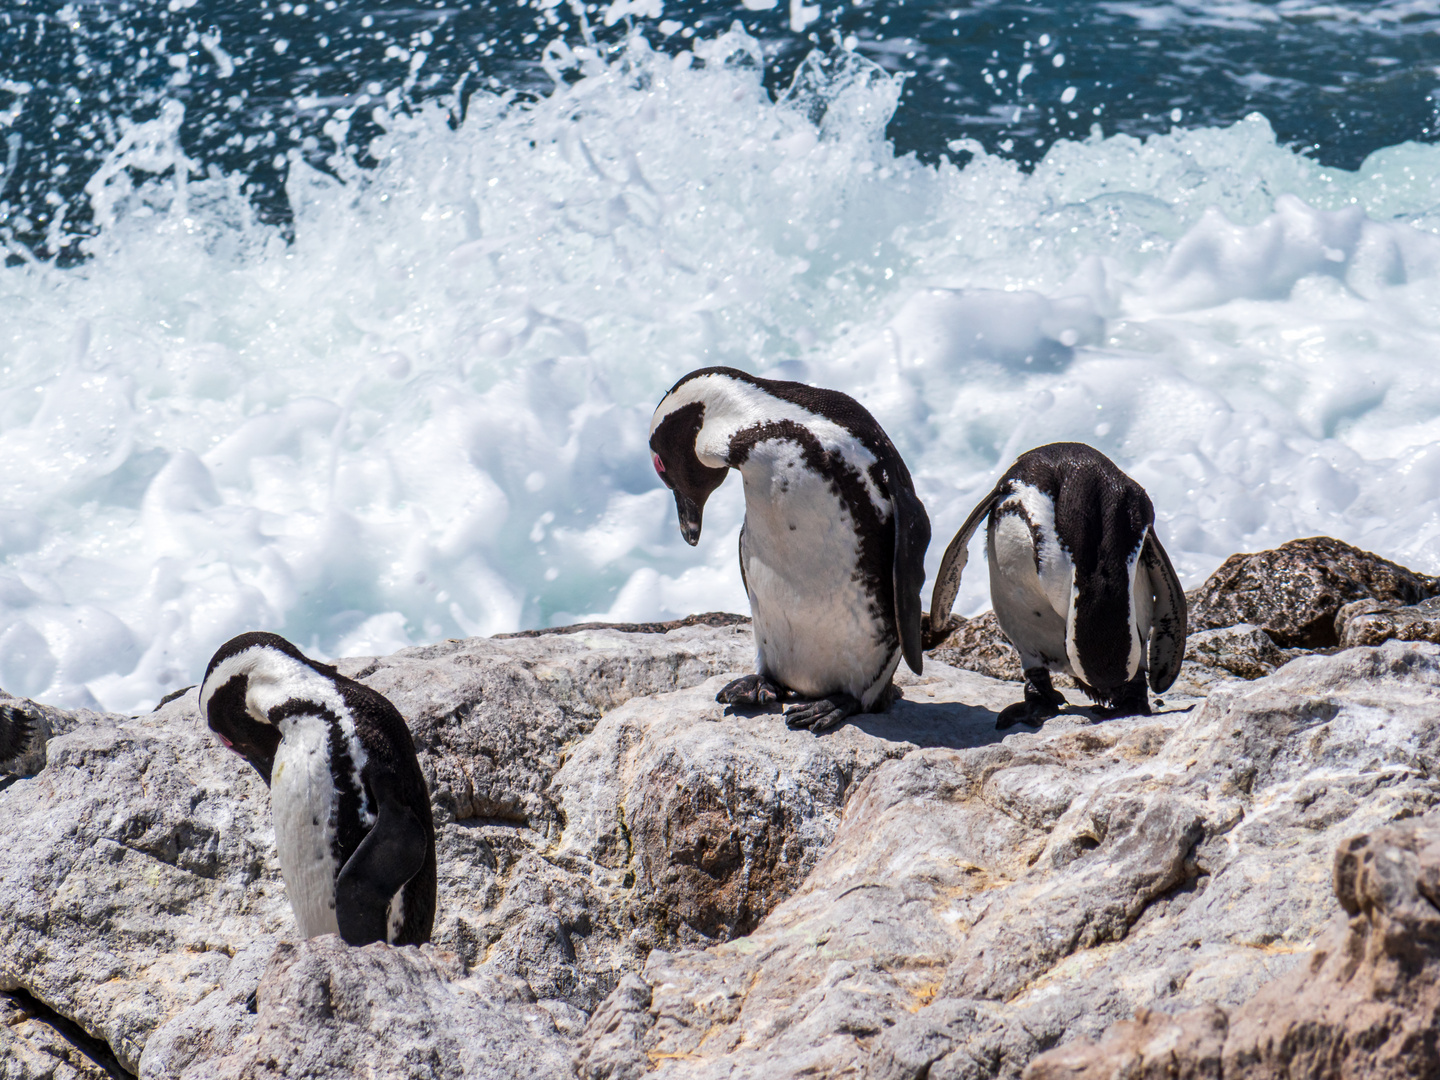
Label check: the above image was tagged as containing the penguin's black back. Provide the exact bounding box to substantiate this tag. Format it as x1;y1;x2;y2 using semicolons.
335;674;437;946
1006;443;1154;692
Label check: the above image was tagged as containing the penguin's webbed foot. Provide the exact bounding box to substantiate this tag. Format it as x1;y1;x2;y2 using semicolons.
996;668;1067;730
784;693;861;733
717;673;783;708
1087;672;1152;720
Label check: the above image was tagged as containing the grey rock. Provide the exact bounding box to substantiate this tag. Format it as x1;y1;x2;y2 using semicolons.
494;612;751;639
1022;1003;1227;1080
1167;624;1304;697
1024;810;1440;1079
0;990;130;1080
0;714;290;1075
4;603;1440;1079
926;612;1024;683
1187;537;1440;648
344;622;756;831
1337;595;1440;649
575;642;1440;1080
187;937;573;1080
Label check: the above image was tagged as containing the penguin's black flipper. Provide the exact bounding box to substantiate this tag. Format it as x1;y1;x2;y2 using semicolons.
888;470;932;674
335;795;429;946
927;482;1003;648
0;704;35;761
1142;531;1187;693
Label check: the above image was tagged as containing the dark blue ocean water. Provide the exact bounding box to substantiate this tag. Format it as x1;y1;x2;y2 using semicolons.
4;0;1439;264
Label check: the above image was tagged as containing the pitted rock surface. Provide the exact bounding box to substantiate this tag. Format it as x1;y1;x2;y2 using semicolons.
185;938;574;1080
1337;595;1440;649
1;606;1438;1079
575;642;1440;1080
1187;537;1440;648
926;611;1026;683
1024;810;1440;1080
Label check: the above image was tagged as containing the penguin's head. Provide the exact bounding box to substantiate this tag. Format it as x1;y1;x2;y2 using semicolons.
198;631;337;785
650;380;731;546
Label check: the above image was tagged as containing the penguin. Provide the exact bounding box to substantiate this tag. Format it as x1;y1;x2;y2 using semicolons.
199;631;437;947
649;367;931;732
928;442;1186;729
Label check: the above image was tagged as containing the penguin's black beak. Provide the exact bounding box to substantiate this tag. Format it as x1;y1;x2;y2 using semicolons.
674;490;704;546
236;744;277;786
205;678;282;786
211;726;279;786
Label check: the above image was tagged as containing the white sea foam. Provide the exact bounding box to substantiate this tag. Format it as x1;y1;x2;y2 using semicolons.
2;26;1439;711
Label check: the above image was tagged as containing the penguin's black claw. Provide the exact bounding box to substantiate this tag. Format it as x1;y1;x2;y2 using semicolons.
1087;671;1151;720
996;668;1067;730
717;674;783;707
784;694;860;733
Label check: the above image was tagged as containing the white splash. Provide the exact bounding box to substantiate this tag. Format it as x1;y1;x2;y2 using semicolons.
2;26;1439;711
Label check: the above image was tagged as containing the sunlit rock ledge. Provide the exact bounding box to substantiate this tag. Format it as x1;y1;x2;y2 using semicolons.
0;538;1438;1080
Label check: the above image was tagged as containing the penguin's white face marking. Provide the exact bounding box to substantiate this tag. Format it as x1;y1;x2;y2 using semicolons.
737;437;898;707
199;645;371;822
650;372;889;515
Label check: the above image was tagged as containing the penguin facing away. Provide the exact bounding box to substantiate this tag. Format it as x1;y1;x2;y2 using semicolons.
199;632;437;946
649;367;931;732
928;443;1186;729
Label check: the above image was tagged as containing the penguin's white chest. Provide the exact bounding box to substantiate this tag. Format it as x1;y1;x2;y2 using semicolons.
989;502;1074;673
738;443;897;706
270;715;342;939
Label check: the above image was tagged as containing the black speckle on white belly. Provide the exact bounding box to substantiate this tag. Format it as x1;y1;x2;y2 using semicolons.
271;714;342;939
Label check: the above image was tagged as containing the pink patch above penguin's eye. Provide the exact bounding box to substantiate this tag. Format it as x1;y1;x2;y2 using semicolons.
652;452;666;476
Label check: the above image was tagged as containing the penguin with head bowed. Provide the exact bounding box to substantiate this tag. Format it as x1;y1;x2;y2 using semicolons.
199;631;436;947
929;442;1186;728
649;366;931;732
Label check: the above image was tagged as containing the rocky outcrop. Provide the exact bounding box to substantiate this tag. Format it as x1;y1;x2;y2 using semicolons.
1022;1005;1228;1080
2;539;1440;1079
1;990;130;1080
184;940;577;1080
1024;811;1440;1080
1337;596;1440;649
926;611;1026;683
0;624;761;1077
574;642;1440;1079
1188;537;1440;648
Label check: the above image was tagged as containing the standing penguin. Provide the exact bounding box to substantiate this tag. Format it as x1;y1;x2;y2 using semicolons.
928;443;1186;728
199;631;436;946
649;367;930;732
